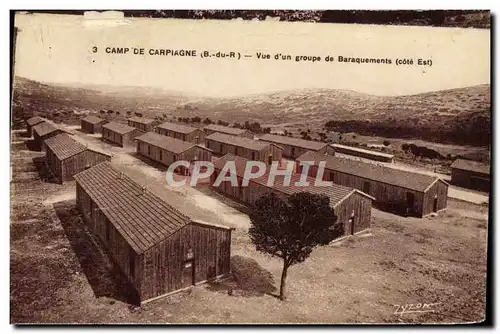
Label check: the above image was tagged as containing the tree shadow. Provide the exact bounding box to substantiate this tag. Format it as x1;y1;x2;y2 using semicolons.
53;200;140;306
206;255;277;298
32;156;60;184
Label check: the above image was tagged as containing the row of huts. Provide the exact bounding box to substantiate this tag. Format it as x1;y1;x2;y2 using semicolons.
297;151;448;217
26;116;112;183
211;154;374;237
23;116;234;305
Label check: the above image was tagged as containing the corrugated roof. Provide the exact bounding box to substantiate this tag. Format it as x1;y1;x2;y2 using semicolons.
44;133;87;160
136;131;199;154
204;124;250;136
128;117;156;125
206;132;271;151
297;151;441;192
26;116;46;126
259;134;327;151
82;115;106;125
213;154;366;207
33;122;61;137
102;121;137;135
73;162;192;254
157;122;200;134
331;143;395;159
451;159;490;175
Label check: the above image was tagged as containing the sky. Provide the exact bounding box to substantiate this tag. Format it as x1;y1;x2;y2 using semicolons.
14;13;490;97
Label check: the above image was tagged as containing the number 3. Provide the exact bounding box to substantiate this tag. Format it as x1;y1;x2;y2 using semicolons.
92;46;98;53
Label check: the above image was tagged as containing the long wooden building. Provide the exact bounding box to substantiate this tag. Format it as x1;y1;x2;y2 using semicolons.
204;124;253;139
25;116;46;137
74;162;233;304
450;159;490;192
331;143;395;163
297;151;448;217
156;122;206;144
259;134;334;159
205;133;283;164
136;132;212;174
127;117;159;132
32;122;67;151
81;115;108;134
211;154;374;238
102;122;143;147
44;133;111;183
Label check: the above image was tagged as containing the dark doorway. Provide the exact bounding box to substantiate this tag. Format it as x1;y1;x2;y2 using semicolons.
363;181;371;194
433;197;438;212
181;260;194;289
268;154;272;165
406;192;415;212
291;147;295;158
349;211;355;235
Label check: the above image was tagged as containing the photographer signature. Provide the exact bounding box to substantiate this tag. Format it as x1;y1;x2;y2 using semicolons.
393;302;441;317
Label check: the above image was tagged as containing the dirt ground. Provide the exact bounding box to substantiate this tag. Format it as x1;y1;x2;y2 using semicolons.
10;130;488;324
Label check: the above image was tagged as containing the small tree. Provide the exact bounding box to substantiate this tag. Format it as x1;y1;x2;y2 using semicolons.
383;140;391;147
249;192;341;300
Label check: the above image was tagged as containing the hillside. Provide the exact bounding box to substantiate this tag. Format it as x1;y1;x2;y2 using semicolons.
173;85;491;146
11;77;490;146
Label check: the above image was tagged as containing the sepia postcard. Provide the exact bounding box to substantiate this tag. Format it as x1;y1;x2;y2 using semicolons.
10;10;491;325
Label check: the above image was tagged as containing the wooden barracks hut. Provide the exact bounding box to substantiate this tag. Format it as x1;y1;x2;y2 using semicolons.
74;162;233;305
32;121;67;151
211;154;374;237
127;117;159;132
135;132;212;173
297;151;448;217
81;115;108;134
259;134;334;160
156;122;206;144
102;122;143;147
44;133;111;183
204;124;253;139
205;132;283;164
25;116;46;137
331;143;395;163
450;159;490;192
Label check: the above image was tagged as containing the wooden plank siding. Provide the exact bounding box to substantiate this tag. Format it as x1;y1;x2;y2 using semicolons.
156;126;206;144
203;124;254;139
46;146;110;183
139;223;231;302
136;140;212;169
102;127;143;147
74;163;232;305
33;129;65;151
210;165;372;239
76;183;140;288
259;134;334;160
128;119;159;132
205;135;283;164
81;119;107;134
301;163;445;218
422;179;449;216
331;144;394;163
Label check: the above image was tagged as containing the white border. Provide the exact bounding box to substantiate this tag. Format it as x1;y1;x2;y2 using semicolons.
2;2;496;332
